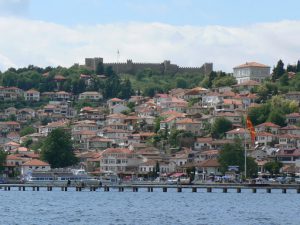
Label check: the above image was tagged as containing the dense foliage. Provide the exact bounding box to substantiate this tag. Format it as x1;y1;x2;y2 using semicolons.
41;128;78;168
218;139;258;177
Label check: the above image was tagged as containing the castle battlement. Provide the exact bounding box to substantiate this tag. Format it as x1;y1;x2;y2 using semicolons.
85;57;213;75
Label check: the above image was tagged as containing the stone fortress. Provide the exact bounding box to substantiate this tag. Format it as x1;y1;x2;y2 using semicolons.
85;57;213;75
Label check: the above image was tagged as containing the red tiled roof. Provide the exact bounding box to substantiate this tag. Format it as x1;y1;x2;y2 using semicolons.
22;159;50;166
197;159;220;167
103;148;132;154
234;62;269;69
256;122;280;128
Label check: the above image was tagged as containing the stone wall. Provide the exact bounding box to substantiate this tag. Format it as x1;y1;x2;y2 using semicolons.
85;57;213;75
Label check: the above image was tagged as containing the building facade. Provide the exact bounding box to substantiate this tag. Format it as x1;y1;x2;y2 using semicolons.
233;62;270;84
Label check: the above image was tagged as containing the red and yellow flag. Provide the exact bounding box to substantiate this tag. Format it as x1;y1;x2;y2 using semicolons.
246;116;256;144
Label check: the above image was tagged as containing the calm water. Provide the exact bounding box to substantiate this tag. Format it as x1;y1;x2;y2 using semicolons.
0;187;299;225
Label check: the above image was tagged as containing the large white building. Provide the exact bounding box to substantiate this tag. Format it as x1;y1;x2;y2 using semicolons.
233;62;270;84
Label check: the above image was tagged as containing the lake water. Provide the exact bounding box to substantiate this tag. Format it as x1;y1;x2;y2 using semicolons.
0;187;299;225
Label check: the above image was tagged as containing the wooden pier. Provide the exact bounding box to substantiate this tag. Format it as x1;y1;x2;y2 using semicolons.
0;183;300;193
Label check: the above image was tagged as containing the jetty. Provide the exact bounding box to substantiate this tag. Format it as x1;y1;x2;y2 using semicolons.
1;183;300;193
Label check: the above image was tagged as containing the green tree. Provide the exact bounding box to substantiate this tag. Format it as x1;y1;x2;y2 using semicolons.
218;140;258;177
272;59;285;81
264;161;283;176
120;78;134;99
297;60;300;72
176;78;188;88
41;128;78;168
20;126;36;137
211;117;232;138
0;149;7;172
96;62;104;75
268;110;286;126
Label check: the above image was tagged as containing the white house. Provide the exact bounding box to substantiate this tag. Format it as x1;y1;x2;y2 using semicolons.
79;91;103;101
24;89;40;101
21;159;51;175
233;62;271;84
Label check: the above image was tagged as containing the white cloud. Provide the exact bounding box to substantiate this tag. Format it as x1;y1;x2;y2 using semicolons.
0;17;299;72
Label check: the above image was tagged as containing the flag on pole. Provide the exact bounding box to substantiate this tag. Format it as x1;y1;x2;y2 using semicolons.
246;116;256;144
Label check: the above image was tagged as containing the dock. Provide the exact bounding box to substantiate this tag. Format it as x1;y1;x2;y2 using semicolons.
0;183;300;193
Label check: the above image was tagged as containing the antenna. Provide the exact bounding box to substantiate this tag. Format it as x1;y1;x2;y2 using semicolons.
117;49;120;74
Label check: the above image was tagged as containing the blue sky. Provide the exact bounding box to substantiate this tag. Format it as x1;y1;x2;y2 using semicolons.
0;0;299;71
26;0;300;26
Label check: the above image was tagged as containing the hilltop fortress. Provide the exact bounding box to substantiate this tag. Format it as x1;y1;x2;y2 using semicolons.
85;57;213;75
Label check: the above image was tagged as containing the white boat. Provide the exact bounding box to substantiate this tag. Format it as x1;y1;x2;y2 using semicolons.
24;169;99;186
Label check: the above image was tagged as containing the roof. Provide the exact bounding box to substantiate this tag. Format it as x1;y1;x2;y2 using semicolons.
109;98;123;102
102;148;132;154
256;122;280;128
26;89;39;93
286;113;300;118
22;159;50;166
197;159;220;167
234;62;270;69
226;128;248;134
280;125;300;130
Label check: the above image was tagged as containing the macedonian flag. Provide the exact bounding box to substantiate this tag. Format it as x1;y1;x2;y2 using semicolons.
246;116;256;144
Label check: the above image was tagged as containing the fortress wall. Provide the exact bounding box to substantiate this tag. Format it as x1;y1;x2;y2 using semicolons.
85;57;212;75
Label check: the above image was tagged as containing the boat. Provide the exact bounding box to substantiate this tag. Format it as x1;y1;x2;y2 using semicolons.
23;169;99;186
99;171;121;185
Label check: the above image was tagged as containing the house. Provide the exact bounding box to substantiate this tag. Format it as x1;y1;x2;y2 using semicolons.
21;159;51;175
79;107;106;122
107;98;126;109
0;86;23;101
17;108;36;122
0;121;21;132
286;113;300;125
276;149;300;164
233;62;271;84
24;89;40;101
277;134;300;149
226;128;250;140
195;159;222;179
38;120;68;136
232;80;260;93
87;136;112;150
3;141;20;152
110;104;129;114
202;92;223;110
153;94;172;106
255;132;274;146
100;148;142;174
7;132;20;143
182;87;208;100
280;125;300;135
79;91;103;101
255;122;280;135
285;91;300;102
175;118;203;135
214;112;242;125
194;137;213;151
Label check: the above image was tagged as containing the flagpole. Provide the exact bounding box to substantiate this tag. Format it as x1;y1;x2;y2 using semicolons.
244;116;247;179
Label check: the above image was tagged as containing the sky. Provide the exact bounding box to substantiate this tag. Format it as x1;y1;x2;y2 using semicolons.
0;0;300;72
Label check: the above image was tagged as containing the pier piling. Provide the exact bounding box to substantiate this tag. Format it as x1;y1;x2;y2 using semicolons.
237;188;241;193
207;187;212;193
252;188;257;193
177;187;182;192
192;187;197;192
282;188;286;194
223;188;227;193
163;187;167;192
266;188;271;193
